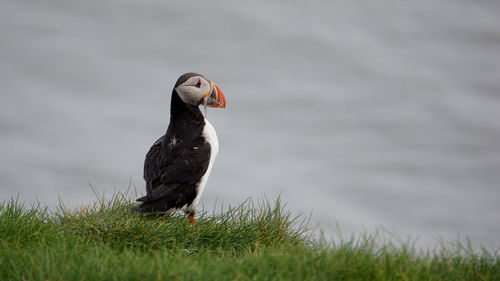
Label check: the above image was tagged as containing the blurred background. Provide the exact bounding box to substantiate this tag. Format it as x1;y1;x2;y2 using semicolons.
1;0;499;249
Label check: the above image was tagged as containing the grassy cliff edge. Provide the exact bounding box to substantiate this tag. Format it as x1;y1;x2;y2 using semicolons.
0;194;498;280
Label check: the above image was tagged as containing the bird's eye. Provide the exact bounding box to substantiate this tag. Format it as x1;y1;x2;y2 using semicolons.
195;80;201;88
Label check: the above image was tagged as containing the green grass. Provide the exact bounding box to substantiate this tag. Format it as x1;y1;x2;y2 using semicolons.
0;194;499;281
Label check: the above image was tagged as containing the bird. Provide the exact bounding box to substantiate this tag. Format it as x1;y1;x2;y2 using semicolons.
133;72;226;224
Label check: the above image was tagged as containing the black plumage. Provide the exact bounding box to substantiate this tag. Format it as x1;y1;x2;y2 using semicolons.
133;73;216;217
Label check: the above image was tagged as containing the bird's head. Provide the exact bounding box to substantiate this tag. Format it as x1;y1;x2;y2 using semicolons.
174;72;226;108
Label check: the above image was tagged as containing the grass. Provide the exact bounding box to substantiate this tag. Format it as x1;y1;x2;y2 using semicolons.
0;193;499;281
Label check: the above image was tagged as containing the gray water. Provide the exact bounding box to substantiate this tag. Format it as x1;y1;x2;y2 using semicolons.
1;0;500;249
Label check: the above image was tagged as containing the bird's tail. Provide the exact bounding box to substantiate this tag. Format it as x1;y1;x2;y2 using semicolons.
135;195;150;202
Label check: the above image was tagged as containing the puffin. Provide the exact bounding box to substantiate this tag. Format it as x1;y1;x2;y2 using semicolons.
133;72;226;224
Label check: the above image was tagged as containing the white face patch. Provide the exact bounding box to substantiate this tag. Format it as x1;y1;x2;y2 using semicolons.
175;76;211;106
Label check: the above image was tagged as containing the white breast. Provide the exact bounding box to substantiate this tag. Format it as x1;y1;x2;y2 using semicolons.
187;118;218;212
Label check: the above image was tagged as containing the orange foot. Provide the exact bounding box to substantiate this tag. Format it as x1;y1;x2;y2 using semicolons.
188;215;195;225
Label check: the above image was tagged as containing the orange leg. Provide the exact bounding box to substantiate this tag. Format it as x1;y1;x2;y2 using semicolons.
188;215;195;225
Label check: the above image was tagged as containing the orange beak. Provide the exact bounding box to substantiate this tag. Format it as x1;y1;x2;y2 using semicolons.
204;81;226;108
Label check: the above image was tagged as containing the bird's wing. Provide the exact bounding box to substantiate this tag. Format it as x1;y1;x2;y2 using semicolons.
160;141;211;184
143;138;211;201
143;135;166;195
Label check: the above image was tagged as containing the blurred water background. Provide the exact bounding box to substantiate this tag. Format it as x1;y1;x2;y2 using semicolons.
1;0;500;249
